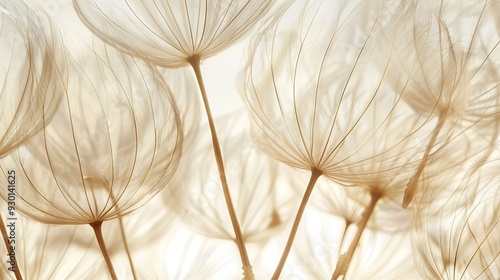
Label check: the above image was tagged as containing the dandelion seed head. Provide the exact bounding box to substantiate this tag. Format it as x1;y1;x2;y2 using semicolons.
0;0;65;158
73;0;286;68
412;156;500;279
1;34;182;225
241;0;441;201
381;0;500;130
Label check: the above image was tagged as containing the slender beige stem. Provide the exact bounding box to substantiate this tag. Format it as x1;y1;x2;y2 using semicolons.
0;214;23;280
272;169;322;280
108;190;137;279
331;191;380;280
338;222;350;251
117;216;137;279
402;116;446;208
90;221;118;280
187;55;254;279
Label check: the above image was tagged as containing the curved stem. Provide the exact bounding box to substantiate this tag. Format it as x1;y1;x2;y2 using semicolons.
187;55;253;279
90;221;117;280
402;115;446;208
271;169;322;280
0;215;23;280
117;216;137;279
331;192;380;280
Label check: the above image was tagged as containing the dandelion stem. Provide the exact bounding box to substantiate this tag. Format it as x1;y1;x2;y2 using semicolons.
108;190;137;279
90;221;118;280
271;168;322;280
117;216;137;279
402;115;446;208
0;215;23;280
187;55;254;279
331;191;380;280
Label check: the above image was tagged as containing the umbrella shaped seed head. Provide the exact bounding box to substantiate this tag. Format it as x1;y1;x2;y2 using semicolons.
0;37;182;225
382;0;500;129
0;0;65;158
240;0;438;189
73;0;289;67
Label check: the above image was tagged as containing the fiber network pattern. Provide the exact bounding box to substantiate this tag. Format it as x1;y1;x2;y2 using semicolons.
0;0;499;279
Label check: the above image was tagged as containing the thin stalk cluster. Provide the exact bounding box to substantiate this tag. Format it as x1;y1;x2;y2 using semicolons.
331;191;381;279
